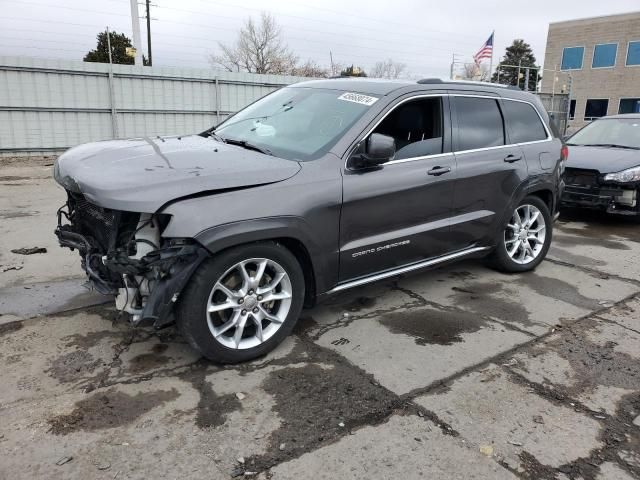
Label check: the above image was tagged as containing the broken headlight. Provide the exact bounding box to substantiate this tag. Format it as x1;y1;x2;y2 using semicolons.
604;165;640;183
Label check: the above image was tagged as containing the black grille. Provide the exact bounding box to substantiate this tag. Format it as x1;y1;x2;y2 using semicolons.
67;193;137;252
564;168;599;187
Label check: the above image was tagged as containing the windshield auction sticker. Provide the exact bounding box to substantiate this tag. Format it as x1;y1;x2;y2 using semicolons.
338;92;379;106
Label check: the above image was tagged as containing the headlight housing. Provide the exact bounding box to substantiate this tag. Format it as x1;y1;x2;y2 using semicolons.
604;166;640;183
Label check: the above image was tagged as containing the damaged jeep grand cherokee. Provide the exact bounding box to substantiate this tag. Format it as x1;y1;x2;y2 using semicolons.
55;78;563;363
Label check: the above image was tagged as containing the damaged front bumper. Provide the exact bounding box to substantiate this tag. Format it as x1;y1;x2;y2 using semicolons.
561;168;640;215
55;196;209;328
561;185;640;215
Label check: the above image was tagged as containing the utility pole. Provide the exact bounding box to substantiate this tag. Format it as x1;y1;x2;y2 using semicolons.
145;0;152;66
129;0;143;66
450;53;455;79
565;74;573;135
105;27;119;138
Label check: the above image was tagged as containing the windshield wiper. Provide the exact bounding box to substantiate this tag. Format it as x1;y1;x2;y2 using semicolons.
580;143;640;150
202;130;226;143
224;138;273;156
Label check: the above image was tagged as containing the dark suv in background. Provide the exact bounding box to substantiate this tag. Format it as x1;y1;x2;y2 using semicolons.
54;78;565;363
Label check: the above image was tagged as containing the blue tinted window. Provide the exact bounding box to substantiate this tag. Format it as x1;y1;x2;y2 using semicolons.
627;41;640;66
592;43;617;68
561;46;584;70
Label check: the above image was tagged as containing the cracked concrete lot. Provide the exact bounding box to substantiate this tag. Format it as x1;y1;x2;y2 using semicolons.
1;158;640;479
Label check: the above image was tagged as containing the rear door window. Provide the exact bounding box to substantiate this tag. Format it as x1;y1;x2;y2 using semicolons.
453;97;505;151
502;100;548;143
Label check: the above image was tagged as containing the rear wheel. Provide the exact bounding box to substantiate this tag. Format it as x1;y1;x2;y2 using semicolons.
177;242;305;363
488;196;552;273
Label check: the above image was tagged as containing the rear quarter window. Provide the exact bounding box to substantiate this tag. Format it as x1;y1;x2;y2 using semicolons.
502;100;548;143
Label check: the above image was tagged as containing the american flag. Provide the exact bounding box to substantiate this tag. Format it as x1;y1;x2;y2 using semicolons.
473;33;494;65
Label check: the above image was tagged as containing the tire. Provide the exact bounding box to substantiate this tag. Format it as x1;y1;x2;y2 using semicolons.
176;241;305;363
488;195;553;273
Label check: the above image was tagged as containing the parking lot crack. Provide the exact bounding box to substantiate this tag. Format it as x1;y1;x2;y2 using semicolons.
545;258;640;287
593;315;640;336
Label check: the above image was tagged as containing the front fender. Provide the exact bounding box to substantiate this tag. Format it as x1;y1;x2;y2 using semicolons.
194;216;338;296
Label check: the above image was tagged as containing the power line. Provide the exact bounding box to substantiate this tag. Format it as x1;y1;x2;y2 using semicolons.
2;3;480;73
0;20;461;66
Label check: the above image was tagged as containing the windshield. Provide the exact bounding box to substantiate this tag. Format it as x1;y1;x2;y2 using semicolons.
568;118;640;149
212;87;378;161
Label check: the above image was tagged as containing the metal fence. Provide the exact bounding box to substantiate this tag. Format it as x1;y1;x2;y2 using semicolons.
0;56;309;156
536;92;569;135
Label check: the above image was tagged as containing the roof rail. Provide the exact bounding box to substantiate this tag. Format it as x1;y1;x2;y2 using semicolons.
417;78;522;90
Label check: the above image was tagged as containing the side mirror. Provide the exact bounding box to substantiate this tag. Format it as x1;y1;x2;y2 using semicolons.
350;133;396;169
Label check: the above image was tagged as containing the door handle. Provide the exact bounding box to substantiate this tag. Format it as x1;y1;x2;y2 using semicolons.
427;166;451;176
504;154;523;163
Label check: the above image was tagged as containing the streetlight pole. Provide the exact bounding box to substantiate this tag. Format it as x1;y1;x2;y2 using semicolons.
145;0;152;66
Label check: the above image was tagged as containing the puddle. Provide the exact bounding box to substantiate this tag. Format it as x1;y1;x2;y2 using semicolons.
554;232;630;251
46;350;103;383
61;330;122;349
0;176;30;181
48;388;180;435
517;273;601;310
0;321;23;337
379;307;487;345
128;350;171;374
549;246;606;268
338;296;377;312
558;211;640;243
0;211;38;220
246;360;399;471
449;282;533;326
547;325;640;396
179;366;241;429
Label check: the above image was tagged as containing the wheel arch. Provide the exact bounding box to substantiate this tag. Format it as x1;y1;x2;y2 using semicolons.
526;188;554;213
193;216;332;306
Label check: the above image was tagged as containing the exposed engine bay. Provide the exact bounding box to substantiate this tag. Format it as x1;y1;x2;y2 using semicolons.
55;191;208;327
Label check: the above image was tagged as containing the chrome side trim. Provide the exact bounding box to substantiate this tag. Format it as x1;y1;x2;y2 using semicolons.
342;210;494;251
328;246;491;294
344;92;553;169
386;152;454;165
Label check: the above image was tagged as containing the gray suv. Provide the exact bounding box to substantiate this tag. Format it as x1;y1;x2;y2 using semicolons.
54;78;564;363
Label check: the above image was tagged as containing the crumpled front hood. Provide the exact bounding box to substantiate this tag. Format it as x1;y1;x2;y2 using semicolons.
565;145;640;174
54;135;301;212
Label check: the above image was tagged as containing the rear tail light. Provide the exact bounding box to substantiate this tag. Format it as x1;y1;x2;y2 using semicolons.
561;145;569;161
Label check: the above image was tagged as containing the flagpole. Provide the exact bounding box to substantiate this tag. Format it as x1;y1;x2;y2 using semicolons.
489;30;495;82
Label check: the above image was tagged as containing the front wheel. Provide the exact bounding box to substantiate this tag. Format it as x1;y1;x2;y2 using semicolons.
488;196;552;273
176;242;305;363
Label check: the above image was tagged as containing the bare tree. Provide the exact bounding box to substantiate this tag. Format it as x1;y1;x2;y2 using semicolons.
460;63;490;81
290;60;329;78
210;12;297;74
370;58;407;79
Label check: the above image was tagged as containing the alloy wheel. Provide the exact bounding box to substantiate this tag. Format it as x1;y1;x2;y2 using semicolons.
206;258;293;349
504;204;547;265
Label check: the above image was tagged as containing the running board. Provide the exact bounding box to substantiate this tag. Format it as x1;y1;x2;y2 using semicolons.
328;246;491;294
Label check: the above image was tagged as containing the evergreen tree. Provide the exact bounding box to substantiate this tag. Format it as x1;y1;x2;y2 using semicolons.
491;39;540;91
84;31;149;65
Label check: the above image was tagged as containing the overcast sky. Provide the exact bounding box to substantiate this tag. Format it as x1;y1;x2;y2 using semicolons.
2;0;639;78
